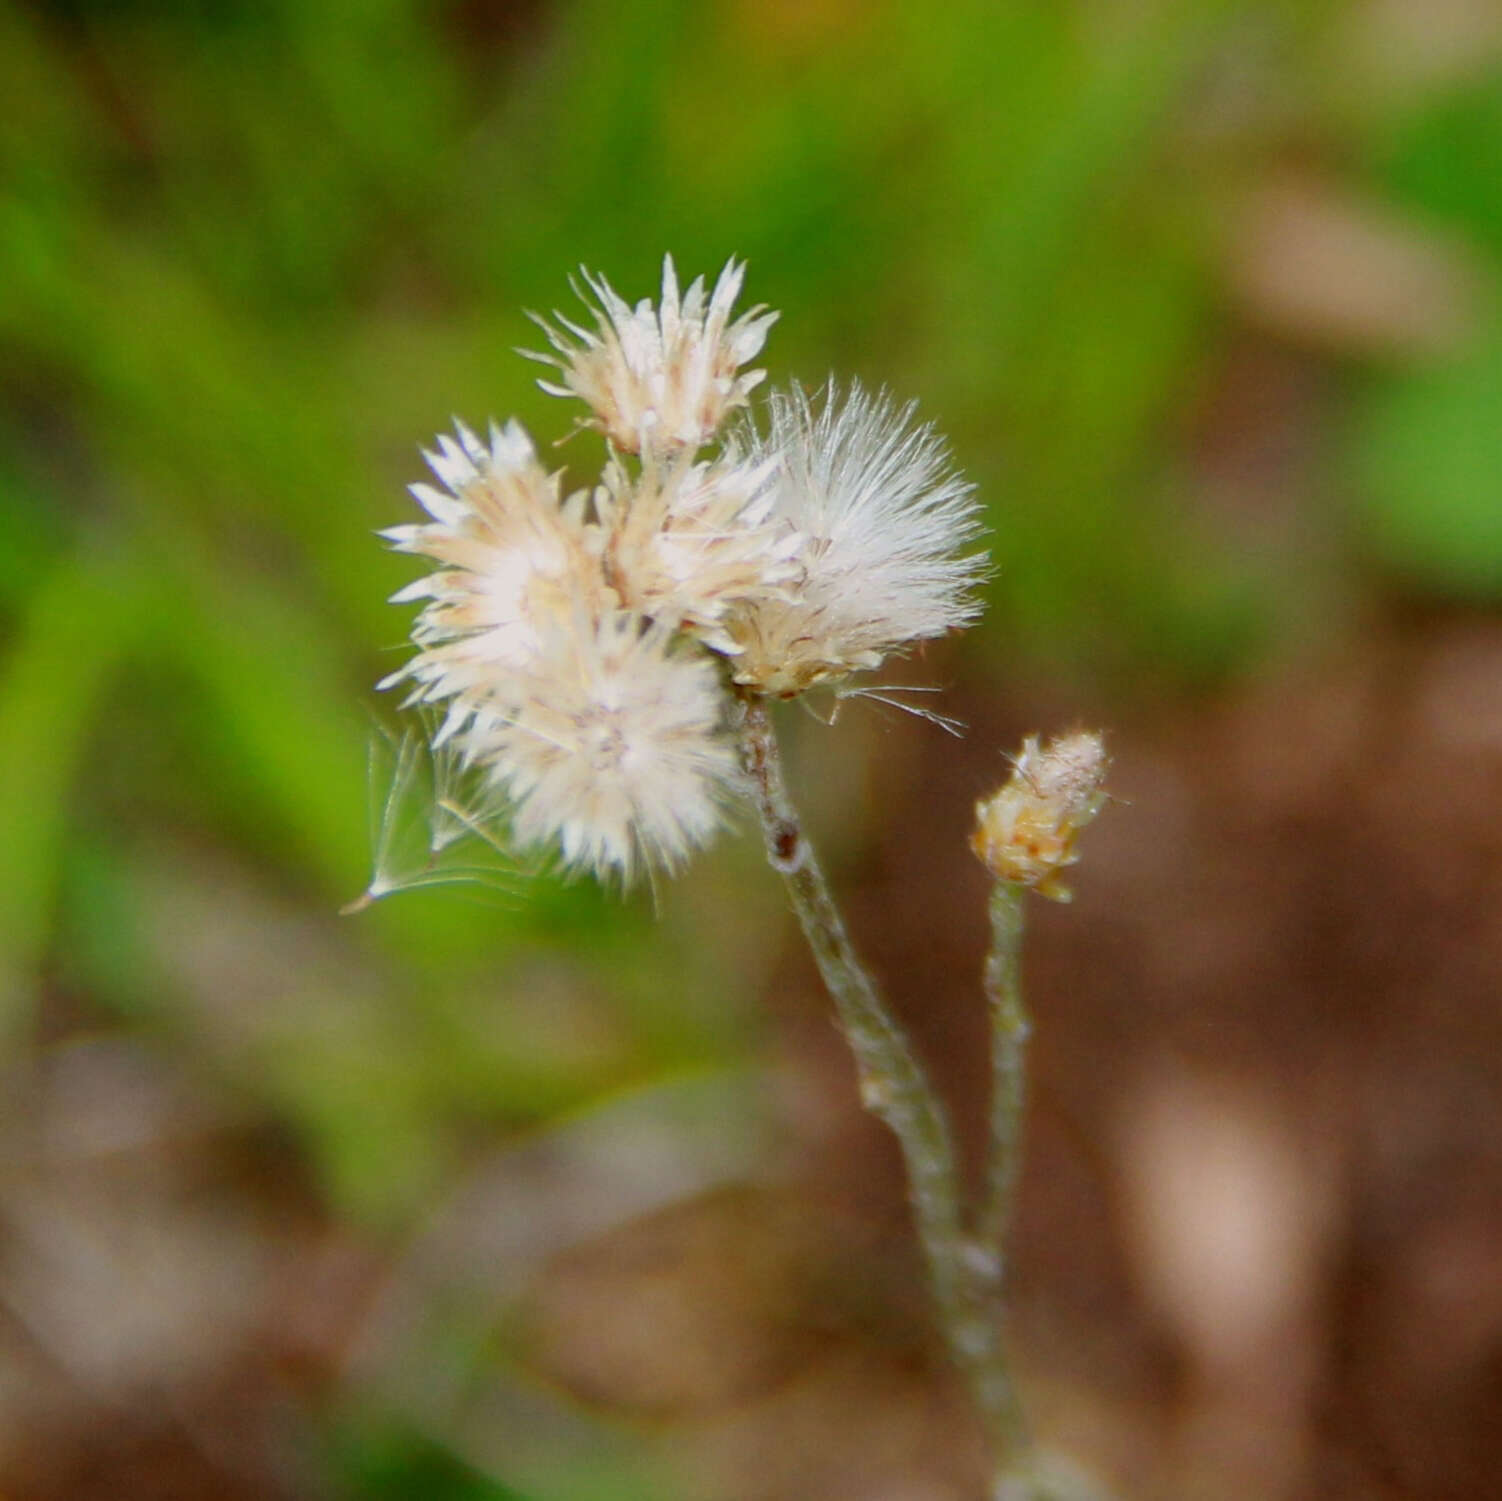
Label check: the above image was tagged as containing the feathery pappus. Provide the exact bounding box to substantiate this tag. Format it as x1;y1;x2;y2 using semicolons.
525;256;778;456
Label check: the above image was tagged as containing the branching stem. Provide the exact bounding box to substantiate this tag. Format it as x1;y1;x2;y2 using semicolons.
735;692;1034;1486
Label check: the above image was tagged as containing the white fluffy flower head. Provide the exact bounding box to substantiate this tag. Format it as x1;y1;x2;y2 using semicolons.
593;448;802;651
722;382;987;697
461;613;740;880
527;256;778;455
378;418;603;741
375;258;990;888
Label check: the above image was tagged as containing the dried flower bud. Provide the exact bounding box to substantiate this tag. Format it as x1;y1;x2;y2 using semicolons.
970;731;1108;900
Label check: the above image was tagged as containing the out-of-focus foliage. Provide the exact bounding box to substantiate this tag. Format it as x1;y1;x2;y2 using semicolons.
2;0;1501;1495
1353;74;1502;596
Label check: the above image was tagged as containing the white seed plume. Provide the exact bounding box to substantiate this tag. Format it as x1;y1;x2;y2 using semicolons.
460;613;741;880
526;256;778;455
593;448;802;651
379;418;603;742
723;381;987;696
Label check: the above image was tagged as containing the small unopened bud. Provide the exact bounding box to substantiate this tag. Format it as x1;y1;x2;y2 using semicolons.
970;731;1108;901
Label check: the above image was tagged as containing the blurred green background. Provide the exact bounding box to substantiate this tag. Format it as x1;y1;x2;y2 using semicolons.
3;1;1502;1497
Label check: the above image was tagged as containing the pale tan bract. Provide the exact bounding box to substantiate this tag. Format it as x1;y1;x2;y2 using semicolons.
593;448;802;653
378;418;604;744
526;256;778;455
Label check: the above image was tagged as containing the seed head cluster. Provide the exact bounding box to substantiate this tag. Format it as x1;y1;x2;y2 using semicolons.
381;256;987;880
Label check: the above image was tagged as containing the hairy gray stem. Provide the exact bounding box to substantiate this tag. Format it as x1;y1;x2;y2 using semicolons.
977;878;1040;1494
980;881;1029;1260
734;692;1033;1482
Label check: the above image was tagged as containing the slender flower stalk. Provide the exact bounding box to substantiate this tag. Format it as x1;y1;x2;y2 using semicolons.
735;691;1031;1476
733;697;964;1240
972;733;1110;1258
980;882;1030;1267
971;733;1110;1501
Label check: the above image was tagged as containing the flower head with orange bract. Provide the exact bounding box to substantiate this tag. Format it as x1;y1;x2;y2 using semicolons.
371;257;987;887
971;732;1109;901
